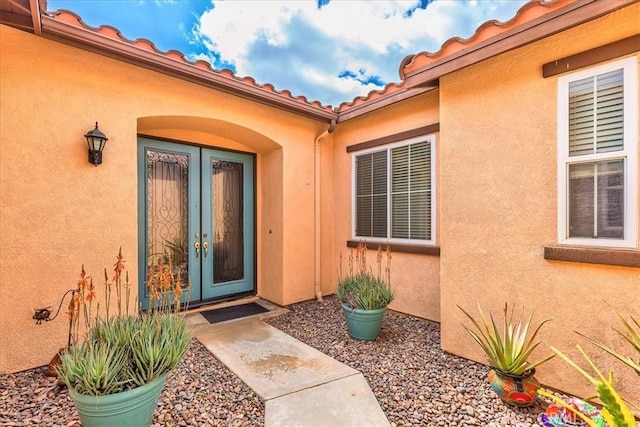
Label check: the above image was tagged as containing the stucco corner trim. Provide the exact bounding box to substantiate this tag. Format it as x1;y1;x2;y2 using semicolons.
347;240;440;256
543;246;640;268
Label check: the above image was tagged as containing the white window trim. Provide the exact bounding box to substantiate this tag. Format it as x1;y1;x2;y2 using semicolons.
557;56;638;249
351;134;436;245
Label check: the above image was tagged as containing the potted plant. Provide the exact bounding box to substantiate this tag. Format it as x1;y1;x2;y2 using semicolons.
336;242;394;341
457;302;553;407
57;249;192;427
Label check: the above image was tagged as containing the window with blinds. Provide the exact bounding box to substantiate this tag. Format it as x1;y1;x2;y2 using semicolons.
568;69;623;156
354;136;434;243
558;56;637;248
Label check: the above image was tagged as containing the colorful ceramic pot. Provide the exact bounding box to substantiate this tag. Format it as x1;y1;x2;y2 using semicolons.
488;368;540;407
537;397;605;427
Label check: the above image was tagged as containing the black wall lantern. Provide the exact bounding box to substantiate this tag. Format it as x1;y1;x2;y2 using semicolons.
85;122;109;166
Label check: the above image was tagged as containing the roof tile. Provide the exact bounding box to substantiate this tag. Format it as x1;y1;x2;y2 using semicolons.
335;0;575;113
399;0;575;78
133;39;156;53
48;9;334;113
48;1;576;116
336;82;406;113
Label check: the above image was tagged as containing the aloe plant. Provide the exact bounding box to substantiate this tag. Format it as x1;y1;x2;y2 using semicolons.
336;272;394;310
57;251;192;396
57;341;131;395
336;243;394;310
457;302;554;375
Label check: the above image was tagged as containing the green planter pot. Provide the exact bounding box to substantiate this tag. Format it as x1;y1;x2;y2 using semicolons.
68;372;168;427
341;303;387;341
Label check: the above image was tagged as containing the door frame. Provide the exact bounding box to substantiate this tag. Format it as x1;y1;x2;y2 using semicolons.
137;135;257;309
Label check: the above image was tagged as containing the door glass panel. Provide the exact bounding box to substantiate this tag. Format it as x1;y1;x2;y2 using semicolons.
211;159;244;283
146;150;190;287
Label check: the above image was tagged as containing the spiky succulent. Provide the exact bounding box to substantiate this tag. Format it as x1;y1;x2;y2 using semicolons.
458;302;553;375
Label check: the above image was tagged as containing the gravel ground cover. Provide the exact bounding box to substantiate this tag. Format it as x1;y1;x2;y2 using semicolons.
0;340;264;427
266;296;550;427
2;296;559;426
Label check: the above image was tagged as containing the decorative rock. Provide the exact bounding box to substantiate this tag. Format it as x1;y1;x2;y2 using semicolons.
0;341;265;426
2;296;567;427
266;296;557;427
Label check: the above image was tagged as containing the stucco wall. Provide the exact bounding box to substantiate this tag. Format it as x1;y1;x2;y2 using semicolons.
439;5;639;401
2;8;638;408
0;25;326;372
331;90;441;322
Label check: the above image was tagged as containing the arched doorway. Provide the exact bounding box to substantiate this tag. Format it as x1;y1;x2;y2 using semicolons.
136;116;281;308
137;137;255;308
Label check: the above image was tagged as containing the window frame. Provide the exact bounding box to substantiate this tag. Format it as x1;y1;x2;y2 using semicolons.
556;56;638;249
351;134;436;246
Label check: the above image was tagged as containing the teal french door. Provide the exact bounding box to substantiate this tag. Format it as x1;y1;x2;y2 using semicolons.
137;137;255;309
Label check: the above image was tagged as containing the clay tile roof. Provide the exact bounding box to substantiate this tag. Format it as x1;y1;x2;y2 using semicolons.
46;9;335;115
335;0;578;116
399;0;575;79
36;0;625;121
335;82;407;113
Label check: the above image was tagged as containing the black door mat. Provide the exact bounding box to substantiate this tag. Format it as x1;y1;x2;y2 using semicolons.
200;302;269;324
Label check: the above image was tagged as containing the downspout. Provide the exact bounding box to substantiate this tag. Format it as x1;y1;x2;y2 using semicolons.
314;119;336;301
31;0;43;35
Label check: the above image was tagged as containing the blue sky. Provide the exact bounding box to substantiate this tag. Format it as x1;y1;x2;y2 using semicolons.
46;0;528;107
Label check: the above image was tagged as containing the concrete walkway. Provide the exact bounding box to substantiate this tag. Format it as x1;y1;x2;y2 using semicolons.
186;304;390;427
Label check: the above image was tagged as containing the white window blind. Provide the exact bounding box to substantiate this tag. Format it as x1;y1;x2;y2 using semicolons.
354;136;434;243
391;142;431;240
356;151;387;238
569;69;624;156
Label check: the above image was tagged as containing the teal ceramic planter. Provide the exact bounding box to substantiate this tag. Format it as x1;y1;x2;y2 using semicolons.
68;372;168;427
341;304;387;341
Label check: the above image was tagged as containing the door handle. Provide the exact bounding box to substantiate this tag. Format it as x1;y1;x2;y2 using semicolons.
203;241;209;258
194;241;201;259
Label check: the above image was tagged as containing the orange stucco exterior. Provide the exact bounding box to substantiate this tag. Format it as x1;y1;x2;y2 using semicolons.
438;5;640;400
0;25;333;373
1;0;638;405
331;90;442;322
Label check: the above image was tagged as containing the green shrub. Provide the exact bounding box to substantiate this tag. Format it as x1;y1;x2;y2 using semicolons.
336;242;394;310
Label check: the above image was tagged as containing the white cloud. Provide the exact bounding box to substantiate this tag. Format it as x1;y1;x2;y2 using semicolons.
194;0;528;105
198;1;308;70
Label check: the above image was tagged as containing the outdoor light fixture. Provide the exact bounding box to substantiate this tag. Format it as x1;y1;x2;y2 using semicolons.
85;122;108;166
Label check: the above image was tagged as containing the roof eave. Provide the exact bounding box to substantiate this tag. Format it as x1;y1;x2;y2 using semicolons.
404;0;640;89
337;83;438;123
39;14;338;123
